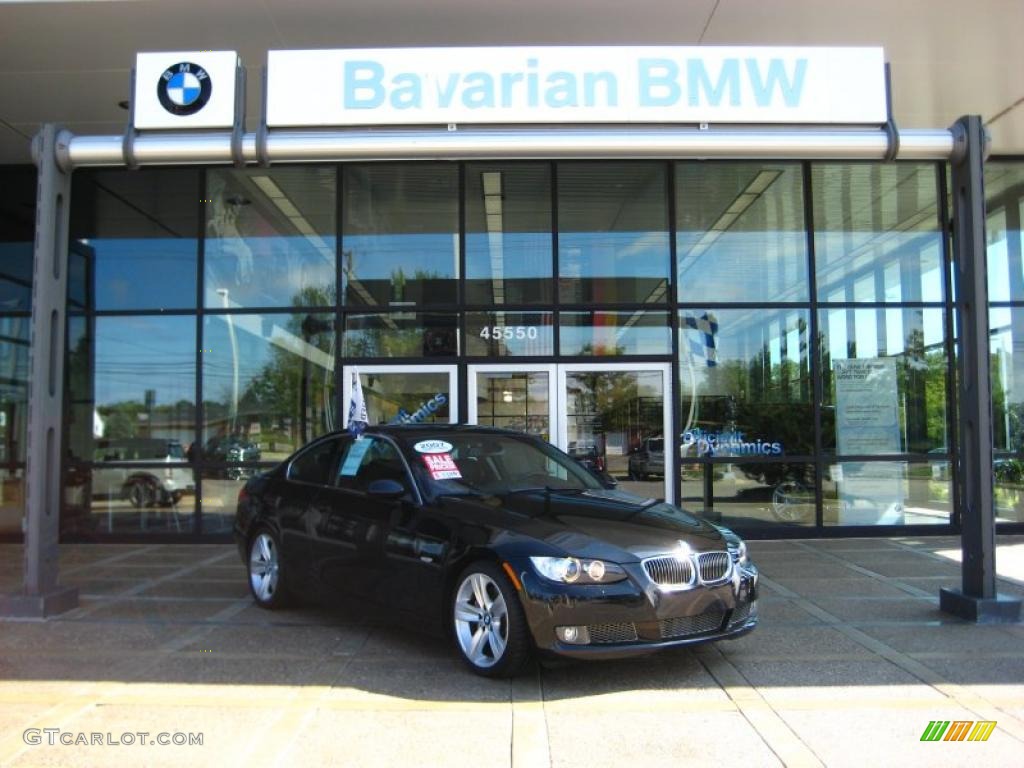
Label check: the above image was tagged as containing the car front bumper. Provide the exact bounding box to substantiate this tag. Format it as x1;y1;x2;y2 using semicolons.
510;558;759;660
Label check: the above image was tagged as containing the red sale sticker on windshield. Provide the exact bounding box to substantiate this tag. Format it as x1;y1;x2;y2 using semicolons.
422;452;462;480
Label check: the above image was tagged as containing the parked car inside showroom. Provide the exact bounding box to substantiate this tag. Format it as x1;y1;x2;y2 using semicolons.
234;425;758;677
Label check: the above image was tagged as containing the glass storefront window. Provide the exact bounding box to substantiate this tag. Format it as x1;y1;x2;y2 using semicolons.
0;316;28;535
61;466;196;536
0;166;35;312
344;312;459;358
465;164;553;305
819;307;947;455
814;163;943;303
466;311;554;356
557;162;670;304
560;311;670;356
682;461;817;528
985;162;1024;302
680;308;813;457
343;164;459;307
205;167;336;309
65;316;196;464
677;162;808;302
823;461;949;526
70;169;200;311
994;456;1024;524
202;312;335;464
990;306;1024;453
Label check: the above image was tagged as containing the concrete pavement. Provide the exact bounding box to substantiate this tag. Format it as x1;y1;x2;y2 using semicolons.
0;536;1022;767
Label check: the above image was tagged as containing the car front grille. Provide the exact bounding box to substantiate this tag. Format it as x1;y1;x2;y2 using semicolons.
642;556;695;588
587;622;639;644
659;609;726;639
696;552;731;584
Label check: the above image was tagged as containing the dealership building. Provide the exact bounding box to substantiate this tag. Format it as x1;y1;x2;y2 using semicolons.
1;0;1023;565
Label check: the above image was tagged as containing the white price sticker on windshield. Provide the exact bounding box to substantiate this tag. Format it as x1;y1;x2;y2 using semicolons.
414;440;453;454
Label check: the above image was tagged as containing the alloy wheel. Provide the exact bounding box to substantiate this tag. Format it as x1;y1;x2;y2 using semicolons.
453;572;509;668
249;532;280;604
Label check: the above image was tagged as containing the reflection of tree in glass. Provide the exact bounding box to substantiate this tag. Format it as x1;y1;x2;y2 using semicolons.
227;285;336;452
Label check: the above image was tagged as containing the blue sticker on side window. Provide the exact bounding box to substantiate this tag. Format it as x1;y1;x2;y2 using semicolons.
339;439;373;476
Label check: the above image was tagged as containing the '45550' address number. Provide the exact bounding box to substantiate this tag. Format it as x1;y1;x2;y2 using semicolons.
479;326;539;341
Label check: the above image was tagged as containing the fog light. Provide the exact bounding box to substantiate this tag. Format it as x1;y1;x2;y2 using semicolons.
556;625;590;645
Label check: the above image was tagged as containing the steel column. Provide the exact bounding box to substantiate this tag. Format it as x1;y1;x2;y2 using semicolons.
940;115;1021;623
0;124;79;618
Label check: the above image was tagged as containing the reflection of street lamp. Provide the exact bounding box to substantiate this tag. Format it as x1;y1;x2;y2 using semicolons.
216;288;239;433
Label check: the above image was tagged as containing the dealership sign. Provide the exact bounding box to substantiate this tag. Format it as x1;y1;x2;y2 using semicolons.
266;46;887;128
134;51;240;130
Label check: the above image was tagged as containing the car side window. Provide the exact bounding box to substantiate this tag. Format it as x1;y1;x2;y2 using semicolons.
335;437;411;494
288;438;342;486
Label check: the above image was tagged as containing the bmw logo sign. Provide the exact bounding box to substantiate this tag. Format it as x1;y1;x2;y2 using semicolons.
157;62;212;116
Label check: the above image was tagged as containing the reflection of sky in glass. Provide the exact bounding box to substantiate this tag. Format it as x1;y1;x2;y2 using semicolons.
987;208;1011;302
203;314;334;406
80;238;197;310
560;312;670;355
815;231;943;302
95;316;195;406
677;231;807;302
558;232;669;279
205;236;335;308
465;232;551;279
822;308;944;363
0;243;32;311
344;234;458;280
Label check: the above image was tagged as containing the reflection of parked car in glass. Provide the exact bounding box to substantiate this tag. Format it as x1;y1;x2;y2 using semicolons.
628;437;664;480
567;441;617;487
203;434;262;478
740;463;815;523
92;438;193;507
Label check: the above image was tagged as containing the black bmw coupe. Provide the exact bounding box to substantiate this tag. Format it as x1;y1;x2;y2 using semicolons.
234;425;758;677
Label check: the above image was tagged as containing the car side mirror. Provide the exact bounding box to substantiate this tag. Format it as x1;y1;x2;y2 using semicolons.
367;478;406;499
599;473;619;490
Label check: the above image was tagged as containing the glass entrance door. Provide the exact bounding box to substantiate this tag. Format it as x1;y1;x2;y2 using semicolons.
559;364;671;502
342;365;457;427
468;364;556;442
469;363;672;502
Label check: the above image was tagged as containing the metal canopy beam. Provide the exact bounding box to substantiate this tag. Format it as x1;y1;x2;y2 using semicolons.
60;126;955;169
941;115;1021;623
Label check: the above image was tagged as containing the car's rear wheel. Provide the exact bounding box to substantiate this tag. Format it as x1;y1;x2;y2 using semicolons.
248;529;290;609
452;562;531;678
125;479;154;509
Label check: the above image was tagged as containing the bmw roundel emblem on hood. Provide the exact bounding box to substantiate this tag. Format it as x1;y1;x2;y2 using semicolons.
157;62;212;116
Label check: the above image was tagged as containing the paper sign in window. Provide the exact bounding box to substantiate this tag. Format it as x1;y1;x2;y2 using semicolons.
422;452;462;480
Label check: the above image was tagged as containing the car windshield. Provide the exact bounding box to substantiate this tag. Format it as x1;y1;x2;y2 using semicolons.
409;433;605;496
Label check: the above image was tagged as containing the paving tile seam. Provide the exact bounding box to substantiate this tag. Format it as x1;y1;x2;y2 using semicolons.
757;573;1024;744
789;541;937;597
512;669;551;768
888;537;1024;589
694;646;824;767
58;545;162;577
65;549;241;620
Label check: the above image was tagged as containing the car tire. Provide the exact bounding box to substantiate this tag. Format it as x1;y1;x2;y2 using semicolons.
248;528;291;610
126;480;154;509
451;561;531;678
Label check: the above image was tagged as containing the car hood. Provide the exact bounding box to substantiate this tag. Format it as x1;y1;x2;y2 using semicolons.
442;487;727;562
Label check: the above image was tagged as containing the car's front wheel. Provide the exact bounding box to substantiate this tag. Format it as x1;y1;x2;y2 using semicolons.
248;528;290;609
452;562;531;677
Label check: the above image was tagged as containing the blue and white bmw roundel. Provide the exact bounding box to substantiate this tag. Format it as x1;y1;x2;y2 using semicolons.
157;62;212;116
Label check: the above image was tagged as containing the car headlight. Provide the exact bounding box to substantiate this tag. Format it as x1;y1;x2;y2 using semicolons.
719;527;749;565
529;556;628;584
